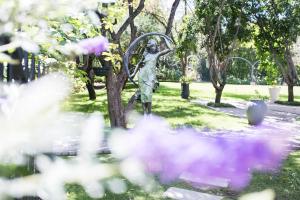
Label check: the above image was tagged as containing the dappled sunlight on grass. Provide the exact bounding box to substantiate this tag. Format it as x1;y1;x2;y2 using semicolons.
63;83;248;130
149;84;247;130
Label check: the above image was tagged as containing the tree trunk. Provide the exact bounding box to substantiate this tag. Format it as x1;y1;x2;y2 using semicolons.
86;69;96;100
181;54;187;76
0;63;3;81
106;69;126;128
86;79;96;100
85;56;96;100
288;84;294;102
215;86;224;104
165;0;181;36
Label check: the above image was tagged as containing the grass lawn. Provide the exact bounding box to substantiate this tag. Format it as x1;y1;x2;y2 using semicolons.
186;82;300;102
64;82;250;130
62;82;300;199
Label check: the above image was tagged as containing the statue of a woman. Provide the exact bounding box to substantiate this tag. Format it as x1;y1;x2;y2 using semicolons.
136;38;172;115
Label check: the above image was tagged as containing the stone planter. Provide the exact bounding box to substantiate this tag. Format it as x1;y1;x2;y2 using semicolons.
268;87;281;103
181;83;190;99
246;100;267;125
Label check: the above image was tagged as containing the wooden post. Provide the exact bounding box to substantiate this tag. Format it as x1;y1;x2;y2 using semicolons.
37;59;41;78
24;51;29;81
0;63;3;81
30;55;36;81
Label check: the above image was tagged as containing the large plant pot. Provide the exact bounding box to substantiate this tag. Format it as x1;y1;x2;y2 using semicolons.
268;87;281;103
246;100;267;125
181;83;190;99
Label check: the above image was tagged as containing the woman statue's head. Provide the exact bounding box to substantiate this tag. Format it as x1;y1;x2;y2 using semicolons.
146;39;158;54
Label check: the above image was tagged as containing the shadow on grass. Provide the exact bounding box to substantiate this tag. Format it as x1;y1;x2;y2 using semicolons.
63;84;247;129
275;101;300;106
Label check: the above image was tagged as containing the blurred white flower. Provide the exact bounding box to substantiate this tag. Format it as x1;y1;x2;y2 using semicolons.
0;73;72;161
0;0;103;55
239;189;275;200
0;73;119;199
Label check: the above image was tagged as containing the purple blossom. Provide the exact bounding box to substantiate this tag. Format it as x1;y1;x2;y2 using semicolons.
113;116;290;190
78;36;109;55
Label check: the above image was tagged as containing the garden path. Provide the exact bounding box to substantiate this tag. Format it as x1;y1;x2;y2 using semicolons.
193;99;300;149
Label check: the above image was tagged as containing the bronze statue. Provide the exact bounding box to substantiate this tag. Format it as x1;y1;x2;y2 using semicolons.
124;33;173;115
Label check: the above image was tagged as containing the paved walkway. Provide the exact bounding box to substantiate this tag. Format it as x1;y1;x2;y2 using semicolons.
193;99;299;122
164;100;300;200
193;99;300;148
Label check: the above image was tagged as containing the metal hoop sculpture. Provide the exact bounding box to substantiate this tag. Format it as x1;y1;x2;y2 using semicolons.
228;57;260;83
123;32;173;87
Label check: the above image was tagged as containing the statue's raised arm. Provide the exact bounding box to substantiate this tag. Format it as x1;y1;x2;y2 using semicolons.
158;36;173;57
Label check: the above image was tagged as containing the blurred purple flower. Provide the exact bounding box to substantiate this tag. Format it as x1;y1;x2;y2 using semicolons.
78;36;109;55
113;116;290;190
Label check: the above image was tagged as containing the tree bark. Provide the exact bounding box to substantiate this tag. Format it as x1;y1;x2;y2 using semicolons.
106;68;126;128
165;0;181;36
85;56;96;100
215;86;224;104
288;84;294;102
181;53;187;76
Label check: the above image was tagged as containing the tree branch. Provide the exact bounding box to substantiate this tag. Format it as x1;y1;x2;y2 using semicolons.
128;0;137;43
143;11;168;29
165;0;181;36
212;0;226;45
115;0;145;40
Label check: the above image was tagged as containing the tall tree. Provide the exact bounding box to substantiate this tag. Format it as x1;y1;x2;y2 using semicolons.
250;0;300;102
195;0;251;103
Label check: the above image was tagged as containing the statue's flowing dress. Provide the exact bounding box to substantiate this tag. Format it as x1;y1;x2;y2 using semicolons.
138;52;159;103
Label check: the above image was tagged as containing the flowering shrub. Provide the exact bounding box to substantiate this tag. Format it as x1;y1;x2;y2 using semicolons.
78;36;109;55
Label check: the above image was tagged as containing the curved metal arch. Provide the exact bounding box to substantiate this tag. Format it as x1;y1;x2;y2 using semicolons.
123;32;173;87
228;56;260;83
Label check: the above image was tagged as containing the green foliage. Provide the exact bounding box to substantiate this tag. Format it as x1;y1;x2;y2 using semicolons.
157;66;182;82
228;47;258;81
179;75;193;84
176;15;199;58
252;0;300;55
257;54;281;85
195;0;252;60
252;89;269;101
226;75;250;85
251;0;300;88
198;58;210;81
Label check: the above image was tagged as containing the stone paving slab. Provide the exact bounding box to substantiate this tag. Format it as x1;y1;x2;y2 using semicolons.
163;187;224;200
179;173;229;189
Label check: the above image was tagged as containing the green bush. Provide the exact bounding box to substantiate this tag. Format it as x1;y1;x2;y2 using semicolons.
226;75;250;85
